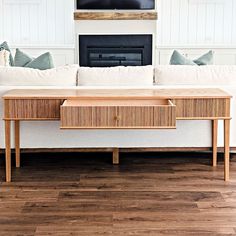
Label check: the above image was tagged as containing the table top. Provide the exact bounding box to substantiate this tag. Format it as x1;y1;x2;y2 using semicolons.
3;88;232;100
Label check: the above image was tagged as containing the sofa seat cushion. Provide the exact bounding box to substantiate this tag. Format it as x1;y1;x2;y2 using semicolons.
155;65;236;86
0;65;79;86
78;66;154;86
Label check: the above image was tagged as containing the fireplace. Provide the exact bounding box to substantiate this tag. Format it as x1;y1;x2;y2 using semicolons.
79;35;152;67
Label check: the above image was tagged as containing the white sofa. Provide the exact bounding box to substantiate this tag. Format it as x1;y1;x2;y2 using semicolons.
0;65;235;150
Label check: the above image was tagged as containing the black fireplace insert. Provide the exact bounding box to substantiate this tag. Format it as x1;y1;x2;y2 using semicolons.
79;35;152;67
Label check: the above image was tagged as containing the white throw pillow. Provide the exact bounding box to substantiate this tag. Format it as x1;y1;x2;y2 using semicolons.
78;66;154;86
155;65;236;86
0;49;10;66
0;64;79;86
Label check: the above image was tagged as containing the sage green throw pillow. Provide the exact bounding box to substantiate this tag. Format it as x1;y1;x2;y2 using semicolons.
193;50;214;65
170;50;197;65
0;41;14;66
14;49;33;67
25;52;54;70
14;49;54;70
170;50;213;66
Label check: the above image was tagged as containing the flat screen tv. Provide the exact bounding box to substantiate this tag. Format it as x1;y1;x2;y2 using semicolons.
76;0;155;10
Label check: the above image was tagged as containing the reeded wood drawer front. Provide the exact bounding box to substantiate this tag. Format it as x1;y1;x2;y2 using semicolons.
61;99;176;129
117;102;176;128
171;98;230;119
5;99;64;120
61;105;117;128
117;106;154;127
153;105;176;127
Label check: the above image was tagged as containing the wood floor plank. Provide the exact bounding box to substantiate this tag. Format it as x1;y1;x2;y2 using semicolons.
34;226;236;236
21;201;199;214
0;152;236;235
198;201;236;213
0;226;35;236
113;212;236;228
58;191;223;202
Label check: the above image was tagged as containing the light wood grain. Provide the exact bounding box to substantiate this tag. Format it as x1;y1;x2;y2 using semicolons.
5;99;64;120
3;88;232;100
3;88;232;182
74;11;158;20
224;119;230;181
117;106;154;128
112;148;119;165
61;105;117;128
5;120;11;182
171;98;230;119
153;101;176;127
61;99;176;129
212;120;218;167
62;99;170;106
15;121;20;168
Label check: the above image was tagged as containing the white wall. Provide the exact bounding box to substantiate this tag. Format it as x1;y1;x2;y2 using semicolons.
1;0;236;65
156;0;236;64
157;0;236;47
0;0;74;46
0;0;75;65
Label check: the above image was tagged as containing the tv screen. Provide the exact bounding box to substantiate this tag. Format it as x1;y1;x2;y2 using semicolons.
77;0;155;10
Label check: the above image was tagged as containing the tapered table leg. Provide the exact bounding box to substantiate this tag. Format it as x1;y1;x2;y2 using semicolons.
224;119;230;181
15;121;20;168
212;120;218;167
113;148;119;164
5;120;11;182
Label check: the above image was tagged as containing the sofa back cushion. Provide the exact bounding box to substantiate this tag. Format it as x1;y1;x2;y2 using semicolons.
155;65;236;86
0;50;10;66
0;65;78;86
0;41;14;66
78;66;154;86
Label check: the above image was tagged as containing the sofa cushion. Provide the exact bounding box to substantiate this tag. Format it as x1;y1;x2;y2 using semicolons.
0;41;13;66
25;52;54;70
14;49;54;70
193;51;214;65
0;49;10;66
155;65;236;86
14;48;33;67
78;66;154;86
0;65;78;86
170;50;213;66
170;50;197;65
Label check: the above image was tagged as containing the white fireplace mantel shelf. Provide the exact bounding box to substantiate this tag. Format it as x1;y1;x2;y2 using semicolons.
74;11;158;21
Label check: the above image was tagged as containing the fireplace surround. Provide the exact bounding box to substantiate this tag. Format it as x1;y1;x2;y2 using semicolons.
79;34;152;67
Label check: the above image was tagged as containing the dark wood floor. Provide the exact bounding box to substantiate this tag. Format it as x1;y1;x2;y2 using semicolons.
1;152;236;236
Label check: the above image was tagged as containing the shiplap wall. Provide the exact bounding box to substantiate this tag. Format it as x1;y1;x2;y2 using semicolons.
1;0;236;47
0;0;236;65
0;0;74;47
157;0;236;47
0;0;75;65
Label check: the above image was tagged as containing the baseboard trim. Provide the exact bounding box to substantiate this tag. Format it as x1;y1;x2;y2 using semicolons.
0;147;235;154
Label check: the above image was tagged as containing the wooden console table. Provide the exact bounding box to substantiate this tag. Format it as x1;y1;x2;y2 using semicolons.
3;88;231;182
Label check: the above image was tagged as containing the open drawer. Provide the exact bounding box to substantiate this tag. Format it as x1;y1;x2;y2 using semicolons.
60;99;176;129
